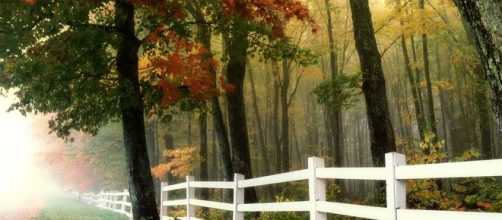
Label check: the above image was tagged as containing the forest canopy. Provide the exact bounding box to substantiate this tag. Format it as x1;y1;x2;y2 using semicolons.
1;0;501;219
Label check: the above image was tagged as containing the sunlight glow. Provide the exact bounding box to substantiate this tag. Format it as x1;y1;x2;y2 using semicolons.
0;94;58;212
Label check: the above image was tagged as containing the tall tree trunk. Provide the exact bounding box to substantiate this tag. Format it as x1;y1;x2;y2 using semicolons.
145;121;158;168
291;120;302;166
195;21;234;182
115;2;159;219
320;57;335;159
410;35;426;116
392;86;406;140
145;121;161;206
419;0;438;145
402;86;414;143
248;62;271;175
401;36;427;141
458;11;496;159
211;127;218;180
199;113;209;198
225;18;258;203
272;61;281;173
163;133;175;183
435;46;452;150
280;60;291;172
474;65;494;159
187;115;192;145
453;0;502;133
349;0;396;167
324;0;344;167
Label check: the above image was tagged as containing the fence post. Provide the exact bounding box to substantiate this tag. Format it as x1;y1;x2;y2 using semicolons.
105;193;109;209
232;173;245;220
109;193;112;209
101;192;104;208
160;182;168;218
126;190;133;220
121;189;127;213
113;192;117;211
116;192;119;211
104;193;107;209
109;192;113;210
110;193;114;210
186;176;195;218
308;157;327;220
116;192;120;211
385;152;406;220
98;191;102;209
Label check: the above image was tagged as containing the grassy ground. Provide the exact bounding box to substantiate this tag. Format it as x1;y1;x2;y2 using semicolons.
33;195;128;220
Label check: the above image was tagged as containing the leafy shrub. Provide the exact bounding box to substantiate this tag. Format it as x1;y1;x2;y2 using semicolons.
405;133;502;212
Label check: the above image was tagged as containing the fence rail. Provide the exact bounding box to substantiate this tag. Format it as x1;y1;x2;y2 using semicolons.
81;152;502;220
82;189;133;219
159;152;502;220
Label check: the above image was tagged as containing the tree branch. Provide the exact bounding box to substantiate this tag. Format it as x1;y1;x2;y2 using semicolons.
287;73;303;108
66;21;118;34
380;36;400;57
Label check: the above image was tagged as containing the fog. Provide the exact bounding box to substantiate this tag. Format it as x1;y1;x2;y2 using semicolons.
0;94;64;213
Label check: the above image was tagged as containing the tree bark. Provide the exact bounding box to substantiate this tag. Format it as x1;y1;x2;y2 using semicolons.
324;0;344;167
349;0;396;167
145;120;161;206
410;35;426;116
211;127;218;180
194;20;234;182
453;0;502;133
248;62;271;175
458;9;496;159
474;65;494;159
187;116;192;145
280;60;291;172
401;36;427;142
435;45;453;150
271;61;282;173
145;122;157;168
225;18;258;203
419;0;438;145
199;113;209;197
115;2;159;219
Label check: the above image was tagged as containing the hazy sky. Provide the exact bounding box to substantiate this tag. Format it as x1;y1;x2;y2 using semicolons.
0;94;60;212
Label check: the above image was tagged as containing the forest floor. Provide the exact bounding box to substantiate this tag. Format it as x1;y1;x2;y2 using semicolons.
0;195;127;220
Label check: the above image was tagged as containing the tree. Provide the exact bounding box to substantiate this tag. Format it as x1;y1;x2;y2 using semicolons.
262;38;317;173
348;0;396;167
247;61;270;175
459;15;494;159
401;35;427;141
224;16;258;202
324;0;344;167
0;1;215;219
198;113;209;200
219;0;317;201
185;0;234;182
394;0;428;142
419;0;439;144
43;123;129;192
452;0;502;133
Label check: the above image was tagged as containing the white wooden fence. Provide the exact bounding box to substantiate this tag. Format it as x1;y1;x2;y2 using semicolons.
82;189;133;219
160;152;502;220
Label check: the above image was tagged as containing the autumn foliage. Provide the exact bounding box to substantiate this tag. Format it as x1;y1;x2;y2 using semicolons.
131;0;186;18
151;146;202;179
21;0;317;107
222;0;318;37
41;133;95;192
403;135;502;212
141;31;223;106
